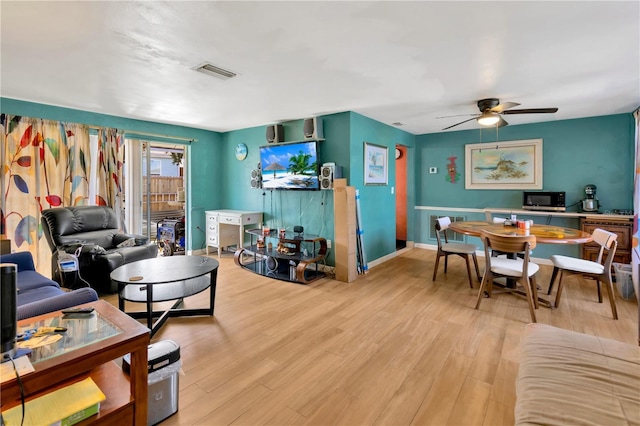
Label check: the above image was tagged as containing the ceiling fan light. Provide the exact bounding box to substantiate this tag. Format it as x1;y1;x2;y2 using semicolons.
477;112;500;126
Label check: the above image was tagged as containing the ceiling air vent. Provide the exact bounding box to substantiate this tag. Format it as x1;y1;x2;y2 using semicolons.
192;62;236;79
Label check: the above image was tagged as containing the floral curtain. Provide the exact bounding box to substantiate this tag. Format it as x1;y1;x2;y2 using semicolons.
96;128;125;229
1;115;90;273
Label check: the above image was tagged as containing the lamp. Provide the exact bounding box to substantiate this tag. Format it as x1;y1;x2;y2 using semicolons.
477;111;500;126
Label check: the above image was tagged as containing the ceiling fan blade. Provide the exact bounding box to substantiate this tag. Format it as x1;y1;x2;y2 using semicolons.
436;114;478;119
442;117;478;130
490;102;520;113
502;108;558;115
496;116;509;127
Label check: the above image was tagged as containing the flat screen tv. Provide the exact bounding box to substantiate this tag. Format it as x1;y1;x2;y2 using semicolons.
260;141;320;190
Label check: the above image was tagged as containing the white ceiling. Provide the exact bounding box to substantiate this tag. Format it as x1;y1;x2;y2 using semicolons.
1;1;638;135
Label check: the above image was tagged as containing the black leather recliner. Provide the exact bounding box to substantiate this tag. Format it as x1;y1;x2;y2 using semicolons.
41;205;158;294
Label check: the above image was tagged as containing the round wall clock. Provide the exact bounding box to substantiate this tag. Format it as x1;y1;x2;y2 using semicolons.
235;143;248;161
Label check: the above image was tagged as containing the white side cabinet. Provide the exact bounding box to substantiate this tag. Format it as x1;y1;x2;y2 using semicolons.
205;210;262;257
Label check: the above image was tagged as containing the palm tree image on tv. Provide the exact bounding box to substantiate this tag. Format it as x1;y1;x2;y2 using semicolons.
288;151;317;175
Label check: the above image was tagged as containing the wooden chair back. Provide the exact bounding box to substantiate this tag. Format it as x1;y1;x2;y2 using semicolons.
481;230;537;256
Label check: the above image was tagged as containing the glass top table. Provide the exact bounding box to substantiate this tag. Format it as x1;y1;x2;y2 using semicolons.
16;310;121;364
111;255;219;337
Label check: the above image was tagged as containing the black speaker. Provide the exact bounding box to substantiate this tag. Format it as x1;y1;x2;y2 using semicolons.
250;163;262;189
1;263;17;362
303;117;323;140
266;124;284;144
320;162;343;190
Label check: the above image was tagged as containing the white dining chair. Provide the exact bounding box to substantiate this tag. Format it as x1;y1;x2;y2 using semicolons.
475;230;540;322
432;216;481;288
546;228;618;319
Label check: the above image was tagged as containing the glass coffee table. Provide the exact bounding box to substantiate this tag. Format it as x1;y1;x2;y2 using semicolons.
111;255;219;337
1;300;150;425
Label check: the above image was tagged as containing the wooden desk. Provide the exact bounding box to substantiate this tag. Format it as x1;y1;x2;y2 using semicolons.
1;300;150;425
448;221;592;244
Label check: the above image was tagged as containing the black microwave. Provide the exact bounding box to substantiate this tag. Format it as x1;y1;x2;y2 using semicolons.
522;191;566;211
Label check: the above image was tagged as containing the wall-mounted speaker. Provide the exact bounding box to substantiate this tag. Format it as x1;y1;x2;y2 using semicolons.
303;117;323;140
320;162;343;190
266;124;284;144
250;163;262;189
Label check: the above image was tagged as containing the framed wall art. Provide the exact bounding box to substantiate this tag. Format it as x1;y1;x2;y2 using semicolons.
465;139;543;189
364;142;388;185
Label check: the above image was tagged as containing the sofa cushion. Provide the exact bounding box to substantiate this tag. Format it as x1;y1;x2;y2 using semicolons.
515;323;640;426
17;287;98;321
16;270;60;293
17;285;64;306
57;229;119;250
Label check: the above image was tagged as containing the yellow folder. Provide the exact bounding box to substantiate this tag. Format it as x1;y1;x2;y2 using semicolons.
2;377;106;426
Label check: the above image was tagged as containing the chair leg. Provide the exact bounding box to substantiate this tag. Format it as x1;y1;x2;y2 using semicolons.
530;274;539;309
522;277;537;323
554;272;566;309
444;255;448;273
596;280;602;303
547;267;560;295
464;255;474;288
602;279;619;320
475;273;489;309
471;252;481;282
432;252;441;281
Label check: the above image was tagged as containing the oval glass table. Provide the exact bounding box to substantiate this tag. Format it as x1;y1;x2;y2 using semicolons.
111;255;219;337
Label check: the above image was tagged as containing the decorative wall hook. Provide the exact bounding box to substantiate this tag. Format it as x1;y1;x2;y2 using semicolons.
446;156;460;184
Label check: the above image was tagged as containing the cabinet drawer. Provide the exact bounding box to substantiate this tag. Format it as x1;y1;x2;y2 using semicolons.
206;213;219;224
219;215;241;225
580;220;631;250
207;235;218;245
240;213;261;225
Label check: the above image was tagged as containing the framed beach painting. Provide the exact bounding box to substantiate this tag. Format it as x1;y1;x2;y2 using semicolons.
465;139;542;189
364;142;388;185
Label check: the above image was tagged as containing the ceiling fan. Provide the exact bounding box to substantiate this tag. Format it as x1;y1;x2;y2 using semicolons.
439;98;558;130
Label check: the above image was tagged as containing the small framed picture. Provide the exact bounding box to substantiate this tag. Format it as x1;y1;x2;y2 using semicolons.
364;142;388;185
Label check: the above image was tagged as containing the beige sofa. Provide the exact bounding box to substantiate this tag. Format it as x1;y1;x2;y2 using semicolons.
515;323;640;425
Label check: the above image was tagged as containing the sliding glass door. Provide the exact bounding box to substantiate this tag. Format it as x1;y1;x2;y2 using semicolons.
125;140;187;254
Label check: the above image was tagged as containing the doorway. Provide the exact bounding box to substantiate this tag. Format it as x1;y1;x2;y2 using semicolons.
395;145;407;250
125;140;187;255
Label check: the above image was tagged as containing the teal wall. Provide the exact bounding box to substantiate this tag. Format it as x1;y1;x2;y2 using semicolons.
1;97;223;252
415;113;635;259
3;96;633;267
348;112;417;261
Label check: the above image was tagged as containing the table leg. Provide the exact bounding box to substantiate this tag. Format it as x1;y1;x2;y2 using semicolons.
118;282;126;311
130;342;148;426
209;269;217;316
146;285;154;331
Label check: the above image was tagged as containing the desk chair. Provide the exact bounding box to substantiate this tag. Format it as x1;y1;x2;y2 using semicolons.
433;216;481;288
475;230;539;322
546;228;618;319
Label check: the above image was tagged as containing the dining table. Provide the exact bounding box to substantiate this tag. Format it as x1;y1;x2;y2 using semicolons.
447;221;593;244
447;220;593;307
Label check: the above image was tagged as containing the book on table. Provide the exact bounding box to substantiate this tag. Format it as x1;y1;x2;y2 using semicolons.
1;376;106;425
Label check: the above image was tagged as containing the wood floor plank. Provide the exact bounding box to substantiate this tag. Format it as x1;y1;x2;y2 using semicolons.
100;248;637;426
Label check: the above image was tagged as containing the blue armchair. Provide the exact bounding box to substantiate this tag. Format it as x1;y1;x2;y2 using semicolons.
0;251;98;320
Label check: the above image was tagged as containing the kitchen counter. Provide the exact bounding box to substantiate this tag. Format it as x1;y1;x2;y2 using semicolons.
484;207;632;221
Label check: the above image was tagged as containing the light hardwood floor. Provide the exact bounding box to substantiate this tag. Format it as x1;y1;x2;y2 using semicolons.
102;248;638;426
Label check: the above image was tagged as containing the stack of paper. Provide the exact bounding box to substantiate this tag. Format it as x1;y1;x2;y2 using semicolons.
1;377;106;426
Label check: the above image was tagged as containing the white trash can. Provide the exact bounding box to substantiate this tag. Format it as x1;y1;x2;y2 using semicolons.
613;263;635;301
123;339;181;425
